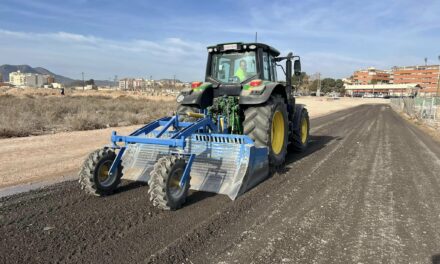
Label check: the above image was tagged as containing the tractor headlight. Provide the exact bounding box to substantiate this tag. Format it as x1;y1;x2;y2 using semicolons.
176;94;185;102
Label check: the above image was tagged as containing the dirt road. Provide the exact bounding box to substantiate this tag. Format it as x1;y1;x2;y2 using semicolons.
2;104;439;264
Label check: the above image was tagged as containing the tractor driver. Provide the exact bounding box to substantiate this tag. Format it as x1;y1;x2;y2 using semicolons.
234;59;247;82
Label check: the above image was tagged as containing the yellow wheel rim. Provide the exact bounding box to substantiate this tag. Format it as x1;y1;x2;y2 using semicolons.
301;115;308;144
98;162;110;183
271;111;285;155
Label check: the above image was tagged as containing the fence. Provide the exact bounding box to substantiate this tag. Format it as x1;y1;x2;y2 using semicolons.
390;97;440;128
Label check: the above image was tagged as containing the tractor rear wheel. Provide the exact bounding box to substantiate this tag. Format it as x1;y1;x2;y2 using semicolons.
177;105;199;122
290;108;310;152
243;94;288;167
79;147;123;196
148;155;190;210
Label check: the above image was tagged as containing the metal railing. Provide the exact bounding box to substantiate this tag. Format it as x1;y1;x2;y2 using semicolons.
390;97;440;128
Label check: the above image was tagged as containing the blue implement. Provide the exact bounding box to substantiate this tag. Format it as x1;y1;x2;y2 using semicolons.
109;114;269;200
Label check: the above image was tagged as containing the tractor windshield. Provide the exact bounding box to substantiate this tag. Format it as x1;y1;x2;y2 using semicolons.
210;51;257;83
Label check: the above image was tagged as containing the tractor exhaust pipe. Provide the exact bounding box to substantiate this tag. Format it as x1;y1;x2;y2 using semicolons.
286;55;292;87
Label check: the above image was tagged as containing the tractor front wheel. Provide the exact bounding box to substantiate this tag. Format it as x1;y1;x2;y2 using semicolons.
148;155;190;210
290;108;310;152
79;147;123;196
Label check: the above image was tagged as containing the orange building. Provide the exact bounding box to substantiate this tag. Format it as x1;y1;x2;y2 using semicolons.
353;67;390;85
392;65;439;94
46;76;55;84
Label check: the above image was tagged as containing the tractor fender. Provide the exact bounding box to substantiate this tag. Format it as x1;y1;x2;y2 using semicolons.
178;83;213;109
292;104;306;131
239;83;287;105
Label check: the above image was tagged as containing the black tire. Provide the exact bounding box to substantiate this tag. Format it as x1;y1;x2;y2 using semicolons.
177;105;199;122
148;156;190;210
79;147;123;196
290;109;310;152
243;94;288;167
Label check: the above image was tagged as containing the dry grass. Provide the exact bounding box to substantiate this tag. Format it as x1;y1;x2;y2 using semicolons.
0;87;177;101
0;92;177;138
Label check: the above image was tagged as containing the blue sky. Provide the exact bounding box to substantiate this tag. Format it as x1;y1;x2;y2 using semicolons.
0;0;439;81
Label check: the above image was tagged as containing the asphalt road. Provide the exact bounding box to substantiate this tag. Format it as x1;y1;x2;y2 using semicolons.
1;104;440;264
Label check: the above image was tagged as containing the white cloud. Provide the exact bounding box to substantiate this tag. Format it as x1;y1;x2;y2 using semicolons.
0;29;207;81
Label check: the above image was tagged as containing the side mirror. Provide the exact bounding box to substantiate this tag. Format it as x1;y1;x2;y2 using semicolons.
294;60;301;76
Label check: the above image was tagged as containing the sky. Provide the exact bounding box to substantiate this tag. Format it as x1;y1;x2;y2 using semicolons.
0;0;439;81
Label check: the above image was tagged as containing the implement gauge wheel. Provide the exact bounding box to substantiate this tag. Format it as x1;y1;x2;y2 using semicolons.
290;108;310;152
148;155;190;210
243;94;288;167
79;147;123;196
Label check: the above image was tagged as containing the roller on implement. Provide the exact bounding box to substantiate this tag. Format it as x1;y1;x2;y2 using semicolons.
79;42;310;210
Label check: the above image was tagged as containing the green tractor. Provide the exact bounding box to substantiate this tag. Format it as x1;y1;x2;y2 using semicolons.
176;42;310;168
78;42;311;210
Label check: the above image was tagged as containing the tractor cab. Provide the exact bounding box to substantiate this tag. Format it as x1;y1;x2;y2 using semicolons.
179;42;301;108
206;42;281;84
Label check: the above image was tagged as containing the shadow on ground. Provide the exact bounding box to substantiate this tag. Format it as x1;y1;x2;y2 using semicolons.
115;181;147;194
283;135;338;171
432;254;440;264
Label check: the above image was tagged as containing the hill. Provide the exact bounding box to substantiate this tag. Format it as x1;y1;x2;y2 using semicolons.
0;64;115;86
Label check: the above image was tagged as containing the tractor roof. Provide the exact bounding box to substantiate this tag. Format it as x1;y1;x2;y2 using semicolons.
207;42;280;57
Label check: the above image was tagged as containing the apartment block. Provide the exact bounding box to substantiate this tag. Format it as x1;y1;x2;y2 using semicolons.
392;65;439;93
353;67;390;85
9;71;53;88
9;71;27;86
119;78;134;90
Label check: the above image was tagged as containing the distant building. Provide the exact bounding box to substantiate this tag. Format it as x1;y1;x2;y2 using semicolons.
9;71;27;86
392;65;439;94
25;74;47;88
52;83;64;89
47;76;55;84
349;64;440;96
133;78;145;90
353;67;390;85
8;70;53;88
345;83;421;97
342;78;353;85
85;84;98;90
119;78;134;90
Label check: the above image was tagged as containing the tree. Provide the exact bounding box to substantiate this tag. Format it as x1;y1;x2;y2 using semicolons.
321;78;336;94
85;79;95;85
308;79;319;92
291;72;310;92
335;79;345;93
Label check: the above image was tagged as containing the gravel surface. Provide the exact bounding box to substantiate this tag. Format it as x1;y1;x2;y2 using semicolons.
1;104;440;264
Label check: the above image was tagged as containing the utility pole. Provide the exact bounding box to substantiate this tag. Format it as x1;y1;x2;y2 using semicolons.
425;57;428;66
255;32;258;43
173;75;176;89
317;72;321;97
81;72;85;91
